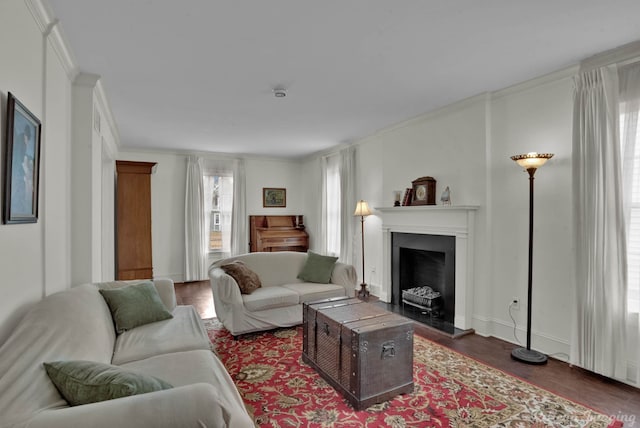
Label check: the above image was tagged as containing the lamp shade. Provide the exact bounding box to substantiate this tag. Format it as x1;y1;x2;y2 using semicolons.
511;152;554;169
353;200;372;217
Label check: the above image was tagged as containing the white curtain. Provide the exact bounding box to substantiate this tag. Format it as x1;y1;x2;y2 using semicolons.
339;146;357;265
319;156;329;255
230;159;246;256
321;153;341;256
571;65;628;379
619;62;640;384
184;156;207;281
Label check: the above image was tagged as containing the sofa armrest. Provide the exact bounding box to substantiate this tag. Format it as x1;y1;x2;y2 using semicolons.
209;268;243;305
331;262;358;297
26;383;253;428
153;278;177;311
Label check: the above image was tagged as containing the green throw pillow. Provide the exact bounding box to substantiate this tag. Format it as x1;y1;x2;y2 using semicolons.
44;360;172;406
297;251;339;284
99;281;173;333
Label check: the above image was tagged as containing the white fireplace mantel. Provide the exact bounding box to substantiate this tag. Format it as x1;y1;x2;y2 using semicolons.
376;205;479;330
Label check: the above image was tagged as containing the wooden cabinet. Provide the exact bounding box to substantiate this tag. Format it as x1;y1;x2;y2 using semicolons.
115;161;156;280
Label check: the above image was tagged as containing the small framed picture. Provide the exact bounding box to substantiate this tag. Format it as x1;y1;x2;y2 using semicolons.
3;93;42;224
263;188;286;208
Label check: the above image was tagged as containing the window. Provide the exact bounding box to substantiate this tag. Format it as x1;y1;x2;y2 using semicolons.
204;174;233;253
621;106;640;313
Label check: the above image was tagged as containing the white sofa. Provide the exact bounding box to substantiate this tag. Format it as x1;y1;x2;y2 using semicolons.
0;279;253;428
209;251;358;336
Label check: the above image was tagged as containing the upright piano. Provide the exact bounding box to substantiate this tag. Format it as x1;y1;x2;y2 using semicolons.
249;215;309;253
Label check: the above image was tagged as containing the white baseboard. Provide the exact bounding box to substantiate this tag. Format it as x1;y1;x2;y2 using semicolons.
487;317;571;361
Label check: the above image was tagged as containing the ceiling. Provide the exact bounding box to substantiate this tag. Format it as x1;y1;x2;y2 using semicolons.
47;1;640;159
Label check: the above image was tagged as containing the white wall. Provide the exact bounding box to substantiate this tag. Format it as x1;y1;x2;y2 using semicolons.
340;71;576;360
245;158;305;216
43;36;72;296
0;1;74;343
489;76;575;354
117;151;307;281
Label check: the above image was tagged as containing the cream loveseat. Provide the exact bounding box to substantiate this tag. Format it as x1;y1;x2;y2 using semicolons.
209;251;358;336
0;279;253;428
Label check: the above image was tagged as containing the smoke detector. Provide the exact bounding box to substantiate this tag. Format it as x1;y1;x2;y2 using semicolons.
273;88;286;98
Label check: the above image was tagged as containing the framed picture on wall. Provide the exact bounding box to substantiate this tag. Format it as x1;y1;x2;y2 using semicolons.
3;93;42;224
263;188;286;208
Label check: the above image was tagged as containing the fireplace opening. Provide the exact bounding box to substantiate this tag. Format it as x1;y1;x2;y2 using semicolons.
399;248;449;321
385;232;456;333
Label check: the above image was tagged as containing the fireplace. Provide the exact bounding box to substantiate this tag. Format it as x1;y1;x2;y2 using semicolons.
376;205;478;334
392;233;455;324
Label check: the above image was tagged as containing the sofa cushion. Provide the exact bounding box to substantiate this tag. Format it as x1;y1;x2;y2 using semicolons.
297;251;339;284
112;306;211;365
242;286;300;312
221;260;262;294
121;350;250;425
99;282;173;333
43;360;172;406
282;282;347;304
121;350;236;391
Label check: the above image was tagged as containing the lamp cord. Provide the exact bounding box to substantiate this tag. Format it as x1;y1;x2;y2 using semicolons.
509;302;570;362
508;302;522;345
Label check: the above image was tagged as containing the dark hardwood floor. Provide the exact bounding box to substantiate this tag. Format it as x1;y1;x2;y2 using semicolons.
177;280;640;423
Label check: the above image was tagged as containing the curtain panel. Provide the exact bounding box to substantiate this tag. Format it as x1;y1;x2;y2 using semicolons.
230;159;247;256
184;156;207;281
339;146;357;266
319;156;328;255
321;153;341;256
619;62;640;385
571;65;628;379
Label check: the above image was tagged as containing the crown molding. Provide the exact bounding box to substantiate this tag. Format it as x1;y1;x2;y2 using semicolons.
94;80;120;147
26;0;79;80
491;65;577;100
73;72;100;88
371;93;489;140
580;39;640;72
25;0;50;33
47;22;79;81
117;145;301;164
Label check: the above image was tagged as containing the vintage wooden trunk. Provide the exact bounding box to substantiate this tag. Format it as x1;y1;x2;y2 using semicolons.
302;297;414;410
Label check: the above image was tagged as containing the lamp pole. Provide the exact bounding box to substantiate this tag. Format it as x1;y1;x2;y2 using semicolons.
525;167;535;353
359;214;368;299
353;200;371;300
510;152;553;365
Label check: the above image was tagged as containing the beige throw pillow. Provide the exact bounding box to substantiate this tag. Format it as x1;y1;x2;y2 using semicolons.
221;260;262;294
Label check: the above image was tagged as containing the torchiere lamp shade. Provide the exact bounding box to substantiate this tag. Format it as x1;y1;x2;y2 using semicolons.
511;152;554;170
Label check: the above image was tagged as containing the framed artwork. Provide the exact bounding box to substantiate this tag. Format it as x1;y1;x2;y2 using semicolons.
3;93;42;224
263;187;286;208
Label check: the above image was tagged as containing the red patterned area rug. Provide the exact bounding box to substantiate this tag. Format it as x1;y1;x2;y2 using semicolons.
204;319;622;428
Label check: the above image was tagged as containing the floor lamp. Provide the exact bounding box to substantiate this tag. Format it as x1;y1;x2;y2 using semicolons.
354;200;372;300
510;152;553;365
